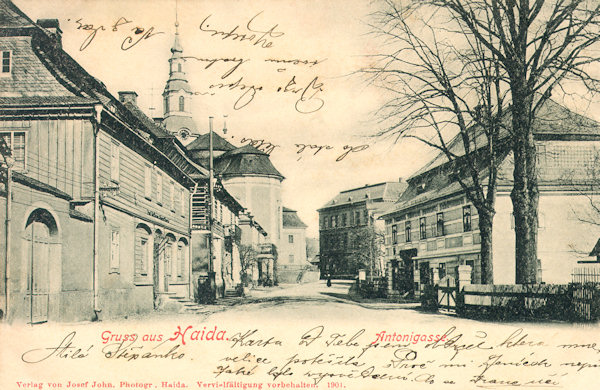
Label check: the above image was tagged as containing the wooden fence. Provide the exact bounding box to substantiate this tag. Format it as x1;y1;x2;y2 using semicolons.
419;267;600;321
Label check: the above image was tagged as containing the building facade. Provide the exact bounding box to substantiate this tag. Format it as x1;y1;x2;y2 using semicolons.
278;207;309;283
318;182;406;279
381;100;600;295
0;1;201;322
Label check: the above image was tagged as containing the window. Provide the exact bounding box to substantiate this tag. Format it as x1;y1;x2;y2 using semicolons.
342;213;347;226
463;206;472;232
364;210;369;225
180;189;185;215
392;225;398;245
177;63;182;72
436;212;445;236
169;181;175;210
405;221;412;243
355;210;361;225
110;142;120;182
420;217;427;240
177;242;184;278
179;96;185;112
109;229;120;273
289;254;295;263
134;226;150;278
0;131;26;170
288;234;294;244
165;241;173;277
1;51;10;74
164;96;170;113
156;171;163;204
144;165;152;199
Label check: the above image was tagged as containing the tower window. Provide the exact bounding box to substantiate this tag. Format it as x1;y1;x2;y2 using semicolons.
178;63;182;72
164;96;170;114
179;96;184;112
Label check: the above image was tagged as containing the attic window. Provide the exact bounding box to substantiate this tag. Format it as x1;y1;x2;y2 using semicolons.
348;197;352;201
1;51;11;75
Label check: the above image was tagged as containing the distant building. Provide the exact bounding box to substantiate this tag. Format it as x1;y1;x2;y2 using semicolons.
188;137;285;286
381;99;600;296
278;207;309;283
318;182;407;279
157;20;247;299
157;19;286;290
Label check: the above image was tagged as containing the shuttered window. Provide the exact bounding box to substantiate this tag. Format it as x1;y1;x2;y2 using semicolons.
110;142;120;182
109;229;120;273
144;165;152;198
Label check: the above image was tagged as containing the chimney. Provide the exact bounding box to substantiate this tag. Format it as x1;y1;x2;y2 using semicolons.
118;91;138;106
37;19;62;46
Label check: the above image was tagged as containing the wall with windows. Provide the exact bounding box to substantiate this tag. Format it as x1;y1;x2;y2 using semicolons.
0;118;94;200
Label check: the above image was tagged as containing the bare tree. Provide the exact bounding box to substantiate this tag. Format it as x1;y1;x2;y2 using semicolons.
239;244;257;286
367;0;600;284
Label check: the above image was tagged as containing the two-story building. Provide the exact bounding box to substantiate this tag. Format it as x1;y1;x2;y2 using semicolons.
381;99;600;296
0;1;202;322
278;207;309;283
318;182;406;279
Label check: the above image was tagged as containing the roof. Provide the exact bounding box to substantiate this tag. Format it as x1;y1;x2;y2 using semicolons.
0;96;97;107
186;132;236;151
283;207;308;228
123;102;171;138
13;171;71;200
0;1;204;186
410;98;600;180
590;239;600;257
319;182;407;210
0;0;35;29
214;144;284;179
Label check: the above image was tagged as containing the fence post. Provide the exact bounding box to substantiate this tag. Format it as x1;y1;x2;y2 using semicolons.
456;265;472;316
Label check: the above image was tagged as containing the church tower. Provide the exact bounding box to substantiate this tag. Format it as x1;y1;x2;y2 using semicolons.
162;17;197;139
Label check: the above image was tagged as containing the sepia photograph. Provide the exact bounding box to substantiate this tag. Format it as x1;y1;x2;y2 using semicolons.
1;0;600;388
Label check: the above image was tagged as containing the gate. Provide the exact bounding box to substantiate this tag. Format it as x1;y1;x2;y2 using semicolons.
26;220;50;324
571;268;600;321
437;276;458;312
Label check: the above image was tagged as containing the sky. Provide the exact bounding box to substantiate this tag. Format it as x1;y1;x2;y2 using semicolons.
13;0;600;238
13;0;435;237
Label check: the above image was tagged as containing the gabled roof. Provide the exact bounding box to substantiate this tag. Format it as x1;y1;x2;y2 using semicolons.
283;207;308;229
319;182;407;210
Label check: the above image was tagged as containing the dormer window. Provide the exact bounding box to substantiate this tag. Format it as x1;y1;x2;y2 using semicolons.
1;51;11;74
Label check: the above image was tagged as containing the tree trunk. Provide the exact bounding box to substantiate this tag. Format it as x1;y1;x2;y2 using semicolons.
478;210;494;284
510;90;539;285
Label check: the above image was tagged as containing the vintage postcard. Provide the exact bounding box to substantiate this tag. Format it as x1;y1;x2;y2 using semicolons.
1;0;600;389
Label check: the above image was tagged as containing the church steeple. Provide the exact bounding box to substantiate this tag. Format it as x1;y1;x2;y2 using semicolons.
162;3;197;139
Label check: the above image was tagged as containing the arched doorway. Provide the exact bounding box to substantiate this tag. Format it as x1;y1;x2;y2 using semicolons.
23;208;59;324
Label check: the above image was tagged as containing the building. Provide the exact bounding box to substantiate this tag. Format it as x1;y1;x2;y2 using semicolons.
187;136;285;285
381;99;600;296
155;20;250;299
318;182;407;279
0;0;203;322
278;207;309;283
